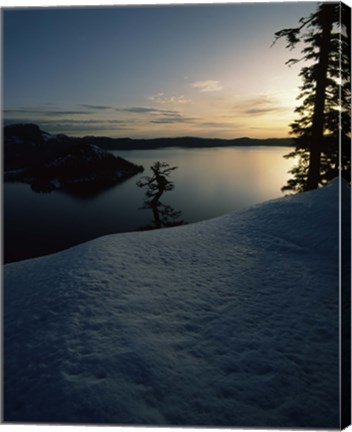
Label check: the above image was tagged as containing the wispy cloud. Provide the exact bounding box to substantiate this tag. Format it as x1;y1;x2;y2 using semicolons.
201;121;240;129
244;107;279;115
191;80;223;92
46;123;133;133
44;110;92;116
236;96;283;116
5;105;184;119
151;115;196;124
115;105;197;124
79;104;114;110
5;104;117;118
148;93;191;105
38;119;131;125
4;118;134;134
116;106;179;116
4;108;92;116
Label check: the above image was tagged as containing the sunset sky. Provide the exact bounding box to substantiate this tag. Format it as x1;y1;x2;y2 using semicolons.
3;2;317;138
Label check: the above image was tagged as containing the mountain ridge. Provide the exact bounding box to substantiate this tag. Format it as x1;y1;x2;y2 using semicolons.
4;123;294;152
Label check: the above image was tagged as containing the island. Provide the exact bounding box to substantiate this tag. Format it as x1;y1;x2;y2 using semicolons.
4;124;144;193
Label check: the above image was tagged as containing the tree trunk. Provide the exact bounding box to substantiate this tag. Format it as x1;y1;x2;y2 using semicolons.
306;5;334;191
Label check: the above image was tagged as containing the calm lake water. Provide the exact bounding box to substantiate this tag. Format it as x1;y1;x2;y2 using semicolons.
4;146;294;263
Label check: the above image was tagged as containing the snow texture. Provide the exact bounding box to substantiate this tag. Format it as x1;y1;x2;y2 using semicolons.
3;179;344;427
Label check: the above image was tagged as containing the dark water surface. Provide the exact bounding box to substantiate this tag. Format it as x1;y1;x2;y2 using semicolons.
4;146;294;263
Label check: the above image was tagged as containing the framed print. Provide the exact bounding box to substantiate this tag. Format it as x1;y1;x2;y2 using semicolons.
2;1;351;428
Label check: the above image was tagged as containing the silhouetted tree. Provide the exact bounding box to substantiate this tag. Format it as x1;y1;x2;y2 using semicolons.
273;3;351;193
137;161;184;229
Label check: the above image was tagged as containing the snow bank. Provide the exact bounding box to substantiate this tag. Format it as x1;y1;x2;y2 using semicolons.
3;179;345;427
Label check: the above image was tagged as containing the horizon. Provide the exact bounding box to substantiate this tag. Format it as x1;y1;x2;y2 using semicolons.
3;2;317;139
4;121;293;141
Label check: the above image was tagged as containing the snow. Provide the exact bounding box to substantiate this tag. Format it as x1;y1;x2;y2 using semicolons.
42;131;61;142
86;143;108;158
3;179;345;427
50;179;61;189
42;131;53;142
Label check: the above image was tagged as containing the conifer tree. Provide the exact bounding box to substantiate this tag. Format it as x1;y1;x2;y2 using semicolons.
273;3;351;193
137;161;183;229
137;161;177;206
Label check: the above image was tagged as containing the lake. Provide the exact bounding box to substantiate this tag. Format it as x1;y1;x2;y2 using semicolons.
3;146;294;263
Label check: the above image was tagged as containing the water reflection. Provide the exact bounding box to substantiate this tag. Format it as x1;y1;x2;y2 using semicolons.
4;147;295;263
56;178;131;201
138;202;185;230
29;175;135;200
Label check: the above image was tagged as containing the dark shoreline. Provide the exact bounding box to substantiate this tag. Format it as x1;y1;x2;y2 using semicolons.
79;135;294;151
4;122;293;151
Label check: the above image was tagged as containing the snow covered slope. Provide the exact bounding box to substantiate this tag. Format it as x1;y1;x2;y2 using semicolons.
3;179;345;427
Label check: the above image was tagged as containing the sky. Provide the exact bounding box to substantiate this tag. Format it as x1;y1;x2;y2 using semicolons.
2;2;318;139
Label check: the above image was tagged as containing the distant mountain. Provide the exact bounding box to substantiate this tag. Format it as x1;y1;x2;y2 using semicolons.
4;124;143;193
4;123;293;159
80;135;294;150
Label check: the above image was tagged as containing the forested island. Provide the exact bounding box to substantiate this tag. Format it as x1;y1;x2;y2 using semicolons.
4;124;145;192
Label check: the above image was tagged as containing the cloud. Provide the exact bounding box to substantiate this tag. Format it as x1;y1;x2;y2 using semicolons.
151;115;195;124
5;105;183;119
116;106;196;124
3;104;199;135
115;106;192;121
4;108;92;116
4;118;134;133
5;105;122;119
148;93;191;105
122;107;159;113
39;119;130;125
236;96;283;116
201;121;240;129
79;104;114;110
244;107;279;115
45;122;133;133
191;80;223;92
116;106;180;115
44;110;92;116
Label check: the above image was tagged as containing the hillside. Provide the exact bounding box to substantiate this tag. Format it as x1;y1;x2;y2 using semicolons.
4;124;143;192
3;179;347;428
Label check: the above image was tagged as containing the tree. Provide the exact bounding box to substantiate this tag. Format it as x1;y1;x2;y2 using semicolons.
137;161;183;229
273;3;351;193
137;161;177;204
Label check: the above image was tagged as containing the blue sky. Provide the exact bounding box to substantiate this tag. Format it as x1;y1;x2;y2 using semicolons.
3;2;317;138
